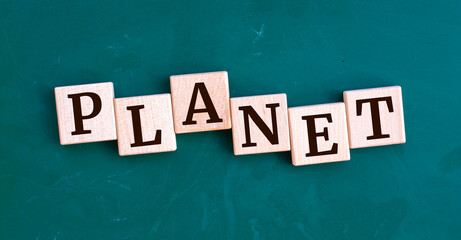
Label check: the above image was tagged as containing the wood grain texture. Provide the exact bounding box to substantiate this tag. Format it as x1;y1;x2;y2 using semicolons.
230;94;290;155
55;82;116;145
170;71;231;133
288;103;350;166
114;94;176;156
344;86;406;149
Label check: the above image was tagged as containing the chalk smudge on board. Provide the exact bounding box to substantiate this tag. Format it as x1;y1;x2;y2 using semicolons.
224;162;236;240
438;146;461;172
112;217;128;222
201;193;209;231
107;179;132;191
249;218;262;240
252;24;265;43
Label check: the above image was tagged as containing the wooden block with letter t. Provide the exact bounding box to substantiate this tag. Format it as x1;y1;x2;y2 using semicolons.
230;94;291;155
343;86;406;149
170;71;231;133
288;103;350;166
114;94;177;156
55;82;117;145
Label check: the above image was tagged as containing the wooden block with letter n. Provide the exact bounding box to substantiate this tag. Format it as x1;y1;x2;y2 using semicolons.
170;71;231;133
288;103;350;166
55;82;117;145
230;94;290;155
344;86;406;149
114;94;176;156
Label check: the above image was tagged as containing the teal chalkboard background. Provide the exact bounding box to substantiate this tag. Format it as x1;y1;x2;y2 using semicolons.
1;0;461;239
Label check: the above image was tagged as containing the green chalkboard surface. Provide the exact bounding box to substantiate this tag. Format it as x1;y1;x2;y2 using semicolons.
1;0;461;239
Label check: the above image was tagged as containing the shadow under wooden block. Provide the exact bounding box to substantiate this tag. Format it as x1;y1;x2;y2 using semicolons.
343;86;406;149
170;71;231;133
55;82;117;145
288;103;350;166
114;94;177;156
230;93;290;155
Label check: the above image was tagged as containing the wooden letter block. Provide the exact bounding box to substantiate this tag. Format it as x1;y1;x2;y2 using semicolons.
230;94;290;155
170;71;231;133
343;86;406;149
114;94;176;156
55;82;117;145
288;103;350;166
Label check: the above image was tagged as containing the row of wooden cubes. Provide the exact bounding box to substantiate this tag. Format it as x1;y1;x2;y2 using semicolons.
55;71;406;166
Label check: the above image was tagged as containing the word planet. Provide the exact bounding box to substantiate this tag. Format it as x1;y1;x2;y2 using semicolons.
55;71;406;166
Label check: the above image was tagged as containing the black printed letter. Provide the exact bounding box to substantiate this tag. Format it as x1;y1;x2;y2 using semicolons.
356;97;393;140
238;103;280;147
68;92;102;135
182;82;223;125
126;105;162;147
302;114;338;157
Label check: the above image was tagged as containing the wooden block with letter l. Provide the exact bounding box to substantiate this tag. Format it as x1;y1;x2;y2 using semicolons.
114;94;177;156
343;86;406;149
55;82;117;145
288;103;350;166
170;71;231;133
230;94;290;155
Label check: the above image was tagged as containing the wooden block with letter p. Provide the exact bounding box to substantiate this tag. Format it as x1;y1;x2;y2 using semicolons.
114;94;177;156
170;71;231;133
230;94;290;155
343;86;406;149
55;82;117;145
288;103;350;166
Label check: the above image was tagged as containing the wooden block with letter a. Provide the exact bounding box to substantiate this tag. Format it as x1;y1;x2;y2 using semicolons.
230;94;290;155
288;103;350;166
114;94;176;156
55;82;117;145
343;86;406;149
170;71;231;133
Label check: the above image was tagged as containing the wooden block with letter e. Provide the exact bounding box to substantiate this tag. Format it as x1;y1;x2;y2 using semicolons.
114;94;176;156
55;82;117;145
288;103;350;166
230;94;290;155
170;71;231;133
343;86;406;149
